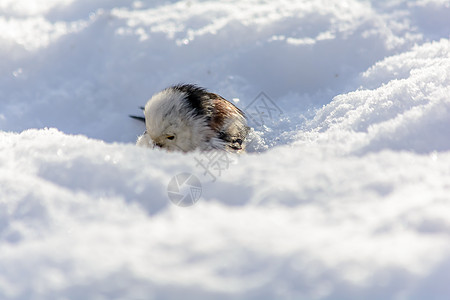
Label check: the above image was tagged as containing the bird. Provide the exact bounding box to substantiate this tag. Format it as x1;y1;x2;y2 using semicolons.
131;84;250;153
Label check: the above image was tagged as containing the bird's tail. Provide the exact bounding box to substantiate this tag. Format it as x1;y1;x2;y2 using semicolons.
129;106;146;122
129;115;145;122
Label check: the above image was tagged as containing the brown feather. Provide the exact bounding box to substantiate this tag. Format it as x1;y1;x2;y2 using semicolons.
208;93;244;132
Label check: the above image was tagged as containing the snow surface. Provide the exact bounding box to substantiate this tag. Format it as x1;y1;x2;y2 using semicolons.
1;0;450;299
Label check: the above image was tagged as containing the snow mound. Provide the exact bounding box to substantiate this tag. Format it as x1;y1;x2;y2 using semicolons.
302;39;450;154
1;0;450;299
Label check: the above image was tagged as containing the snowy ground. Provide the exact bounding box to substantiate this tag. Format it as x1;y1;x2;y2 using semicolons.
1;0;450;299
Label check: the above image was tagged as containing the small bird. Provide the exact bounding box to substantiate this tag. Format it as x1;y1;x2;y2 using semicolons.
131;84;250;153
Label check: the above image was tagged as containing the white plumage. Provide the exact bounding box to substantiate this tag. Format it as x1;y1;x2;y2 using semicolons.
135;84;249;152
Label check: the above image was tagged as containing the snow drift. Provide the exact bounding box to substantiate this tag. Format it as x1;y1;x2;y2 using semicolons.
1;0;450;299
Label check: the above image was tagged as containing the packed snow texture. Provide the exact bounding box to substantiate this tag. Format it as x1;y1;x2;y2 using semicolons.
1;0;450;299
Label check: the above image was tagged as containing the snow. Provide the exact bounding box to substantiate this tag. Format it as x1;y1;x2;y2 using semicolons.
1;0;450;299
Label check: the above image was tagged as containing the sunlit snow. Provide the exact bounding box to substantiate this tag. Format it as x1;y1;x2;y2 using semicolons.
1;0;450;299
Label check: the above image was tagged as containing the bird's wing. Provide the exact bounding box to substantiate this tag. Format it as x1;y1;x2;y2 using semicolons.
208;93;249;151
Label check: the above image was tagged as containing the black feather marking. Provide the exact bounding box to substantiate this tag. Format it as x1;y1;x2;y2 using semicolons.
129;115;145;122
229;144;242;151
217;131;245;151
171;84;208;117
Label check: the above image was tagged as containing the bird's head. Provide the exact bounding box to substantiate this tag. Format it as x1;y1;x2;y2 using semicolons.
146;122;188;152
143;87;211;152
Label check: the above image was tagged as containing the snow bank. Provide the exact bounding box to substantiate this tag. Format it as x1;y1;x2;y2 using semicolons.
303;39;450;155
1;0;450;299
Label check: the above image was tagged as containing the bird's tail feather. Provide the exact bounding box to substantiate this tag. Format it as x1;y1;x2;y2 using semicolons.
130;106;146;122
129;115;145;122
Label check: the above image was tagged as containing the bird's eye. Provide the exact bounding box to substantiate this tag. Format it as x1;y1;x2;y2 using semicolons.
167;135;175;140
